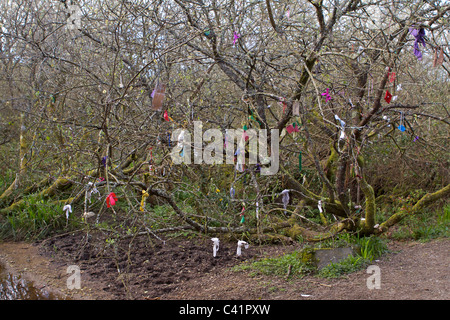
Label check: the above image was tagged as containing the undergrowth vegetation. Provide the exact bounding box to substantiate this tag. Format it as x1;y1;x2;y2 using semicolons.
390;204;449;241
316;234;388;278
0;195;75;240
232;250;316;277
233;233;389;279
233;204;449;279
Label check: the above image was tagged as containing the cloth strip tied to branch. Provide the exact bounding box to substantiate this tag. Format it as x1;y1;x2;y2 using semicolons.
211;237;220;257
280;189;289;214
409;27;426;60
236;240;249;256
106;192;118;208
63;204;72;222
140;190;149;212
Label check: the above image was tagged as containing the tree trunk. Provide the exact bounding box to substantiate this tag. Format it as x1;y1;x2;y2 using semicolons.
0;109;30;204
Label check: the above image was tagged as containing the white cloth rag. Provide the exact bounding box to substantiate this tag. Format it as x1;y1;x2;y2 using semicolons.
63;204;72;221
86;182;100;203
281;189;290;213
237;240;249;256
334;114;346;128
211;237;220;257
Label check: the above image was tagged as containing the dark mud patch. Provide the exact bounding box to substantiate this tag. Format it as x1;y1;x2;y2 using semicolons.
39;232;259;299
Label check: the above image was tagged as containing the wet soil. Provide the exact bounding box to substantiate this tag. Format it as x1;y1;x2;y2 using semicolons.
16;231;262;300
0;241;77;299
0;233;448;300
0;261;64;300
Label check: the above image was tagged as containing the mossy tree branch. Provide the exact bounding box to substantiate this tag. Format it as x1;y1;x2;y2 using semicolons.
377;184;450;234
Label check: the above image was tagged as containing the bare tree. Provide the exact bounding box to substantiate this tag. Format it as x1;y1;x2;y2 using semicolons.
0;0;448;241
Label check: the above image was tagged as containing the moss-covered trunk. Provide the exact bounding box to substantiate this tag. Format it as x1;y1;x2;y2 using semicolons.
0;111;30;204
377;184;450;234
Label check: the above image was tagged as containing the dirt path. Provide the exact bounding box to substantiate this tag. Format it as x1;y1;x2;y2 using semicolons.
0;241;113;300
0;237;448;300
166;238;449;300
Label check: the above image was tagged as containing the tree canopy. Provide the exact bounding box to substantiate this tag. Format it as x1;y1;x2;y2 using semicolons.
0;0;449;241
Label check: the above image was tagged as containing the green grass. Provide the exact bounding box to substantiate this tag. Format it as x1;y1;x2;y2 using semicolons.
317;255;369;278
0;169;15;193
347;234;388;260
0;195;76;241
391;204;450;241
232;250;316;278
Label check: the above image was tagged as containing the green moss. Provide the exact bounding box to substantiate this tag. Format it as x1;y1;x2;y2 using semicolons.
299;247;317;264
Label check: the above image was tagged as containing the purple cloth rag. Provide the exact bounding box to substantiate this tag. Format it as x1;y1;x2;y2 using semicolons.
409;28;426;60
